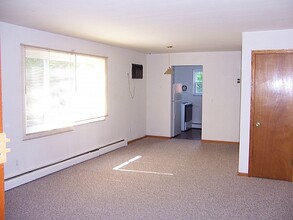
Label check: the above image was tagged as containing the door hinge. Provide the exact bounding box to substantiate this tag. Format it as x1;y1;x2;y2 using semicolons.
0;133;11;164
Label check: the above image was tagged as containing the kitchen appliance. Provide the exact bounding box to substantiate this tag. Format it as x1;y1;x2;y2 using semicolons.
181;102;193;131
171;83;182;137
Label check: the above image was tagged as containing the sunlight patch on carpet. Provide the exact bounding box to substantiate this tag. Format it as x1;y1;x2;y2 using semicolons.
113;155;173;176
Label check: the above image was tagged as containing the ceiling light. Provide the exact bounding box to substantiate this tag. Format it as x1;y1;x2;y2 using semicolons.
164;46;173;75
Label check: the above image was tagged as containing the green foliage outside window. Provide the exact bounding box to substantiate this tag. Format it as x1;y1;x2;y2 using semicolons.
193;70;203;95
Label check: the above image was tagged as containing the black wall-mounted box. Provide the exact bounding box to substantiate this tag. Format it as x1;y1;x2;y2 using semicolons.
132;64;143;79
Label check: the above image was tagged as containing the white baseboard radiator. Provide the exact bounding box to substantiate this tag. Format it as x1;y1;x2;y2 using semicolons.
5;139;127;191
192;122;202;129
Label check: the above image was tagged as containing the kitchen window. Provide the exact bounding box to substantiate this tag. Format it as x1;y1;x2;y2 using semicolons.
193;68;203;95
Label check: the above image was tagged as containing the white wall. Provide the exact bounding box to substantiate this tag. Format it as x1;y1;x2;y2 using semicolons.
0;22;146;179
239;29;293;174
146;51;241;142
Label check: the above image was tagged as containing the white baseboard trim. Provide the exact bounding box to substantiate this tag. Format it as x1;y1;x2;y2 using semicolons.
5;139;127;191
192;123;202;129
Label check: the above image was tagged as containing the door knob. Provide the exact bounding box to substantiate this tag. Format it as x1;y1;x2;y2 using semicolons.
255;122;261;127
0;133;11;164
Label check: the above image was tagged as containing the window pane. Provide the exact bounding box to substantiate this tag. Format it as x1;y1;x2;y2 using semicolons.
196;82;203;94
47;52;75;130
25;48;75;134
74;55;106;122
196;72;203;82
25;57;45;133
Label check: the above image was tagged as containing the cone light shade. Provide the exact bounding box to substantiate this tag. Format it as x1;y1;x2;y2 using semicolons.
164;45;173;75
164;66;173;75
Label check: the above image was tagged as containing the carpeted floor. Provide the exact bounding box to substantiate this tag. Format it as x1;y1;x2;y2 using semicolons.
5;138;293;219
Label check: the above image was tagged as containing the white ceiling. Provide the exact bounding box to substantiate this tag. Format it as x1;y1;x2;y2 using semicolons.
0;0;293;54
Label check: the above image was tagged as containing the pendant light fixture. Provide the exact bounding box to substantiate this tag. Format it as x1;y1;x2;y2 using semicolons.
164;46;173;75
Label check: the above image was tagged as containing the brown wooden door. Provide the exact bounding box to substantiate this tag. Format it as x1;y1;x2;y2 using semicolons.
249;50;293;182
0;46;5;219
0;164;3;216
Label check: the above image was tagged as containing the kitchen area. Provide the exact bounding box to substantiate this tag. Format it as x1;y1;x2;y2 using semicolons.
171;65;203;140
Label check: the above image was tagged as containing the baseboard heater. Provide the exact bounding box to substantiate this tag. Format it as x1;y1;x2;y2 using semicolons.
192;122;202;129
4;139;127;191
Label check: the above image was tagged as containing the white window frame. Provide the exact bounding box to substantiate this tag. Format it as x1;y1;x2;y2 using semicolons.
193;69;203;96
22;45;108;140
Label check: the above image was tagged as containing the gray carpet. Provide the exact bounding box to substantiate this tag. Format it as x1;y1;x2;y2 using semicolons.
5;138;293;219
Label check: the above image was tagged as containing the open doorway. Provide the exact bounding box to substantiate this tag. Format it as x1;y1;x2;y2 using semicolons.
171;65;203;140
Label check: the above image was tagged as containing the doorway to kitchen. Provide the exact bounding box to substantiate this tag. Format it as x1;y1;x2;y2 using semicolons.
171;65;203;140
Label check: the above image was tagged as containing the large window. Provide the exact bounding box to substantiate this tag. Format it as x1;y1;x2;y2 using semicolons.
24;46;107;138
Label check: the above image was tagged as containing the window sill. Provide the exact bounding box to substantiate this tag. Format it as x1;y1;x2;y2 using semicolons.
23;117;106;140
23;126;74;140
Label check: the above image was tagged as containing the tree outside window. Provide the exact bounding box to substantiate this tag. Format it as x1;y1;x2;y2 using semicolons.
193;70;203;95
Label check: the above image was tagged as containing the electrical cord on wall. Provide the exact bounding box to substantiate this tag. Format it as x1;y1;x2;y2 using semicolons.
127;70;135;99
